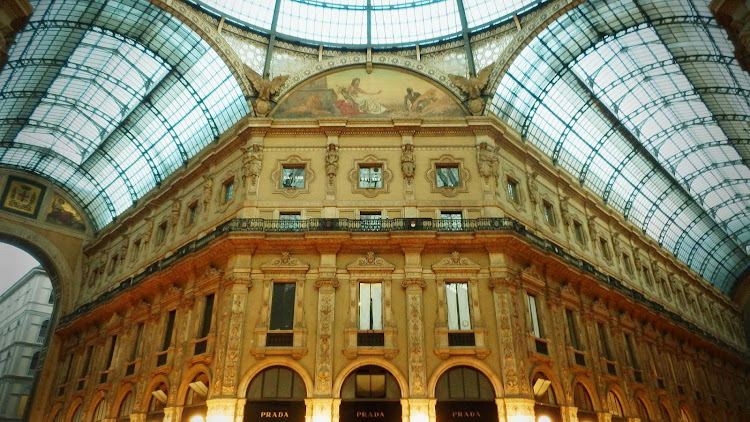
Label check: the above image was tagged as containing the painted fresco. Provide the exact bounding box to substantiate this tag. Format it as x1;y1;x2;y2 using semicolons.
0;176;46;218
46;194;86;231
273;68;465;118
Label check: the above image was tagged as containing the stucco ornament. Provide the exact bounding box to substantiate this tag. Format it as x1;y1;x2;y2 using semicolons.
245;65;289;116
448;63;494;115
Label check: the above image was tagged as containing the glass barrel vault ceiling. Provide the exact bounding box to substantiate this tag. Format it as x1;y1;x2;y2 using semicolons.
0;0;250;230
189;0;546;46
490;0;750;293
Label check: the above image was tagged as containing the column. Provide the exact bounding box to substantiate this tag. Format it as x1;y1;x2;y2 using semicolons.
561;405;579;422
163;406;180;422
314;248;339;396
402;245;428;421
307;398;337;422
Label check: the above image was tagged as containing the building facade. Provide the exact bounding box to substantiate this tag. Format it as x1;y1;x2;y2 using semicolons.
25;105;750;422
0;267;53;421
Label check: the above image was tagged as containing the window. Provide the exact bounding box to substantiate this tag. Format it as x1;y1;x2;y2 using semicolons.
573;220;585;243
37;319;49;343
542;201;555;225
526;293;543;338
195;294;214;355
435;366;494;400
222;178;234;203
270;283;296;331
446;283;471;330
597;322;613;360
281;166;305;188
565;309;580;350
187;202;198;225
108;254;119;275
341;366;400;399
104;335;117;370
359;283;382;331
355;368;386;398
28;351;39;376
279;212;301;230
441;211;463;230
48;291;54;304
622;253;633;274
436;165;459;188
359;212;382;231
358;165;383;188
507;178;519;202
156;222;167;245
624;334;638;369
599;237;611;260
157;310;176;366
131;239;141;261
130;323;143;362
642;265;653;285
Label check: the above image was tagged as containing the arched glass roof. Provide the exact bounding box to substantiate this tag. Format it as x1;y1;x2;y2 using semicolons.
0;0;250;230
190;0;546;47
490;0;750;293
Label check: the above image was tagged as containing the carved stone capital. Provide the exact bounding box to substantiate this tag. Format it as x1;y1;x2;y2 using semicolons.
401;278;426;289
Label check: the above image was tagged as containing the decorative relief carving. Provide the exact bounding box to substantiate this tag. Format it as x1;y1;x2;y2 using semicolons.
241;143;263;189
325;143;339;194
406;293;426;395
244;65;289;116
314;285;336;394
477;141;499;186
401;143;416;185
449;63;494;115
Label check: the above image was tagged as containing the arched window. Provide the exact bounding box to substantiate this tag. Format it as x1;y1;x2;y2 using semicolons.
435;366;494;400
184;374;209;422
574;382;596;422
117;392;134;422
69;405;82;422
28;351;40;376
147;383;168;416
607;391;624;416
247;367;306;400
92;399;107;422
636;398;651;422
660;404;672;422
341;365;400;399
680;408;693;422
532;373;556;405
246;367;307;422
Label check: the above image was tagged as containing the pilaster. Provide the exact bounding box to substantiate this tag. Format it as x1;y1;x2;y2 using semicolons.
313;268;339;396
214;269;252;397
561;405;579;422
408;398;432;422
502;398;536;422
402;246;427;397
163;406;180;422
207;397;242;422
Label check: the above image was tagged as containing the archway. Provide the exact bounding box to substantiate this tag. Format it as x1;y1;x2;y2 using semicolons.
659;403;673;422
574;383;596;422
117;392;135;422
146;382;168;422
339;365;402;422
679;407;693;422
606;391;626;422
532;372;561;422
435;366;498;422
183;373;209;422
635;397;652;422
68;403;83;422
91;397;107;421
245;366;307;422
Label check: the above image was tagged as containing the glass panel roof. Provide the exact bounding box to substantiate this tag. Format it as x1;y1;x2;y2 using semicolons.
191;0;546;47
490;0;750;293
0;0;249;230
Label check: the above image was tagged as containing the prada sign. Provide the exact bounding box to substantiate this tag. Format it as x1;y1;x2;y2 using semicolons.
245;401;306;422
436;401;498;422
340;400;401;422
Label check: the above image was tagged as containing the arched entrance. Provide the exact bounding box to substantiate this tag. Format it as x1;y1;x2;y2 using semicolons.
183;373;209;422
339;365;402;422
91;398;107;421
606;391;626;422
573;383;596;422
245;366;307;422
435;366;497;422
532;372;561;422
117;392;134;422
659;403;672;422
636;397;652;422
147;383;168;422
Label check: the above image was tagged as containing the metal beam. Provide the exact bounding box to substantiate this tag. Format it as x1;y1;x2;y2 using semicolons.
455;0;476;76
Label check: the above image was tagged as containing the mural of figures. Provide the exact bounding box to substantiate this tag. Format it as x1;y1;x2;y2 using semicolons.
273;68;465;118
46;194;86;231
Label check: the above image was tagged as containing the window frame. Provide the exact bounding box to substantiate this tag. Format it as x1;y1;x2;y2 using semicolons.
435;164;460;188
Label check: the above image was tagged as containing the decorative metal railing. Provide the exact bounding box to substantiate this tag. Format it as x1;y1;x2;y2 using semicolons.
60;217;746;358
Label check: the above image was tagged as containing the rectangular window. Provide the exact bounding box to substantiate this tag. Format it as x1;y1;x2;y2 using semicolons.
281;166;305;188
642;265;653;285
279;213;301;230
565;309;580;350
622;253;633;274
130;323;143;362
104;335;117;370
132;239;141;261
359;165;383;188
270;283;296;330
108;254;118;275
360;212;382;231
543;201;555;225
199;294;215;338
445;282;471;330
436;165;460;187
222;178;234;203
526;293;543;338
187;202;198;225
81;345;94;377
597;322;612;360
624;333;638;369
573;221;584;243
599;237;611;260
507;178;519;202
441;211;463;231
156;222;167;245
358;283;383;331
161;310;176;351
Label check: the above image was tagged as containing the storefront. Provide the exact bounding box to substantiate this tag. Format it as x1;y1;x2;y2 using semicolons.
182;374;209;422
435;366;498;422
245;366;307;422
339;365;402;422
146;383;168;422
532;373;561;422
573;383;597;422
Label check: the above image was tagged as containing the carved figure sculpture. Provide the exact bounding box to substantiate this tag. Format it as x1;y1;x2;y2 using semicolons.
448;64;493;115
245;65;289;116
401;143;415;182
242;143;263;186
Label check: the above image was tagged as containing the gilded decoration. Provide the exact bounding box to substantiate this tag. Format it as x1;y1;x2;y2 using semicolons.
0;175;46;218
272;67;465;118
